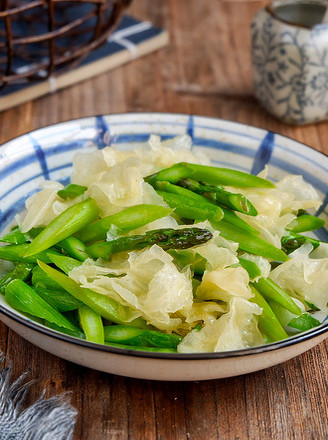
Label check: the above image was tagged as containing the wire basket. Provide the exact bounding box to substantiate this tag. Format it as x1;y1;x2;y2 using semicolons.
0;0;132;89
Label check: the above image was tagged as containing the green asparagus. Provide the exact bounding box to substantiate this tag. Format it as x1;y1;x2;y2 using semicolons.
38;261;147;328
78;305;104;344
154;181;257;233
0;244;61;264
55;236;88;261
34;285;82;312
57;183;87;199
286;214;325;233
0;263;34;294
23;198;100;257
5;279;82;334
76;204;172;243
211;219;289;262
0;227;42;245
157;190;223;222
281;232;321;254
238;257;262;280
146;162;275;188
176;178;258;216
249;286;288;341
253;277;302;316
287;314;321;331
0;150;326;353
104;325;182;348
86;227;213;260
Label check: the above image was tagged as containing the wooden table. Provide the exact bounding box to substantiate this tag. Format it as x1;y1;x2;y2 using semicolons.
1;1;328;439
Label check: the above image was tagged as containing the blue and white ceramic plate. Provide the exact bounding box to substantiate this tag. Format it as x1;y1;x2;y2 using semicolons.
0;113;327;381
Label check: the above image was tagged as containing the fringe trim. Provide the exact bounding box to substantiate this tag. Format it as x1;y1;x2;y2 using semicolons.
0;353;77;440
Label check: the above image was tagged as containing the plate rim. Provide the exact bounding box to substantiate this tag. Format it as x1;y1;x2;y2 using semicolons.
1;303;328;360
2;111;328;161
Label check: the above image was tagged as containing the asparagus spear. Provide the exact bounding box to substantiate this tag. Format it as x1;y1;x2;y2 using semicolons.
0;229;29;245
5;279;82;334
219;207;259;235
241;258;303;315
286;214;325;233
238;258;262;280
157;189;288;261
103;325;182;348
240;262;319;332
55;236;88;261
46;253;82;274
0;227;42;245
78;305;104;344
281;232;321;254
157;190;223;222
44;320;85;339
86;227;213;260
25;258;82;312
33;256;83;313
0;244;61;264
34;286;82;312
57;183;87;200
153;180;203;201
0;263;34;294
32;265;70;291
75;204;172;243
305;301;320;312
154;181;257;234
211;219;288;262
249;285;288;341
146;162;275;188
253;277;302;316
287;314;321;331
23;198;100;257
269;301;321;332
176;178;258;216
38;261;147;328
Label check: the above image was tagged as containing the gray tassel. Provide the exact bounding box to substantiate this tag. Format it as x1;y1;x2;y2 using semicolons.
0;354;77;440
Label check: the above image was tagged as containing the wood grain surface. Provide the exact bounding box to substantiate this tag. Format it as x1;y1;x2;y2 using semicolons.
0;1;328;439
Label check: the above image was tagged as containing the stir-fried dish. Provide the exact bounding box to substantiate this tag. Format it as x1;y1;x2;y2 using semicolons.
0;135;327;353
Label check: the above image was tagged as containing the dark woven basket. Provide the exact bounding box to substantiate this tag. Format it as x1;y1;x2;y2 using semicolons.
0;0;132;89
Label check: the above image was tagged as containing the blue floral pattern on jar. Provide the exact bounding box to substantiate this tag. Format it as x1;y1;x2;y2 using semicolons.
251;6;328;124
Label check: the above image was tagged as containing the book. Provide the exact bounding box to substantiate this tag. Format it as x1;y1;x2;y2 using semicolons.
0;15;168;111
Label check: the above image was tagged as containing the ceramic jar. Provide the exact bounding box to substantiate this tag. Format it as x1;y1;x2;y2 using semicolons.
251;0;328;125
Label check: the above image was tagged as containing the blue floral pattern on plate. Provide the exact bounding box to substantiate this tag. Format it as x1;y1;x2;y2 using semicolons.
251;7;328;124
